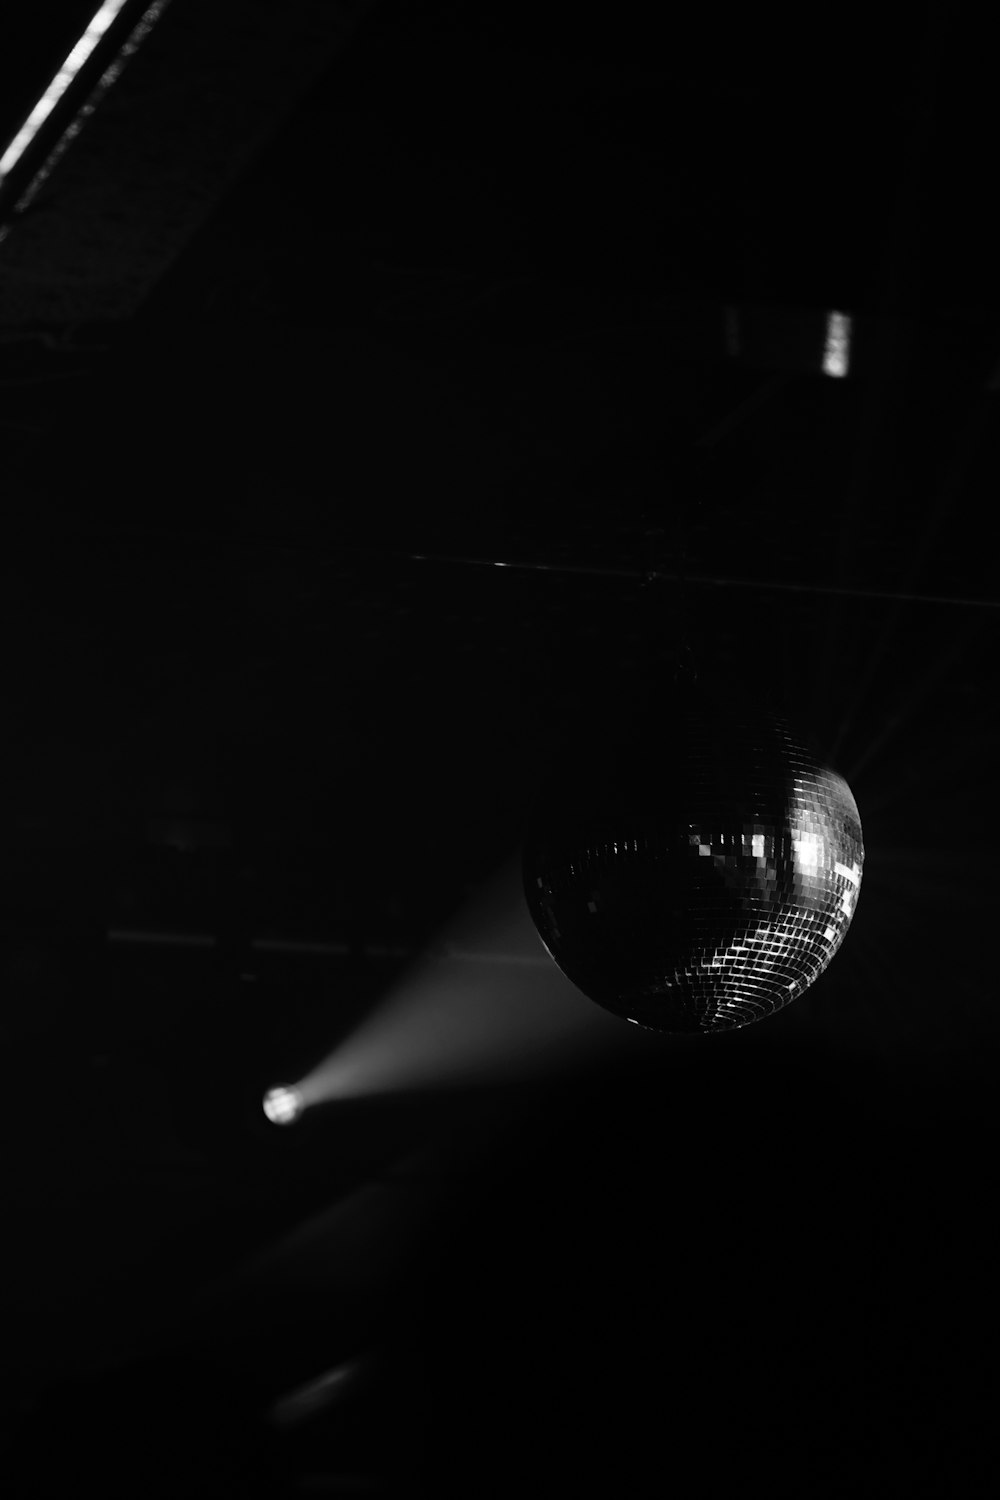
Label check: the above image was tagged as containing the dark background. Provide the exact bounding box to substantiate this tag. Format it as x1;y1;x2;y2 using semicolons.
0;2;997;1495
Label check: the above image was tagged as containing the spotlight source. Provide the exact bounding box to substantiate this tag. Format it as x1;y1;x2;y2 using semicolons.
262;1084;304;1126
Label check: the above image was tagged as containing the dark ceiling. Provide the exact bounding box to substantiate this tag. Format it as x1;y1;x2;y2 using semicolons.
1;2;997;1496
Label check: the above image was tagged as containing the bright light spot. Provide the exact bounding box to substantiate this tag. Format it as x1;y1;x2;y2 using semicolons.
792;831;823;873
835;859;862;916
0;1;133;181
751;833;765;857
821;309;852;378
263;1084;304;1126
267;1360;362;1429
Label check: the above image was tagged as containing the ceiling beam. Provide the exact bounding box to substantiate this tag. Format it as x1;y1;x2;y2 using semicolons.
0;0;382;329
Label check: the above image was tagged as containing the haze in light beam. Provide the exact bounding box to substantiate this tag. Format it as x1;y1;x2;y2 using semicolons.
294;850;640;1107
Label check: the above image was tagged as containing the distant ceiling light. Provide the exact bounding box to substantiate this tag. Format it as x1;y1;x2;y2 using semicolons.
262;1085;304;1126
821;310;852;378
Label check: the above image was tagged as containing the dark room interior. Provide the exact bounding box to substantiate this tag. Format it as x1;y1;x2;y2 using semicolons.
0;3;996;1495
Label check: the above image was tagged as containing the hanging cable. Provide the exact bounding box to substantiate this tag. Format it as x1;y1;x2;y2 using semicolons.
44;520;1000;609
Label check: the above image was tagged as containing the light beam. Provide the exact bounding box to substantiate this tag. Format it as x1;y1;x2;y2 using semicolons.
290;851;644;1110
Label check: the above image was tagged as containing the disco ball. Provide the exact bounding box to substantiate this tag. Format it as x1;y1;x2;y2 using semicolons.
522;680;864;1034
